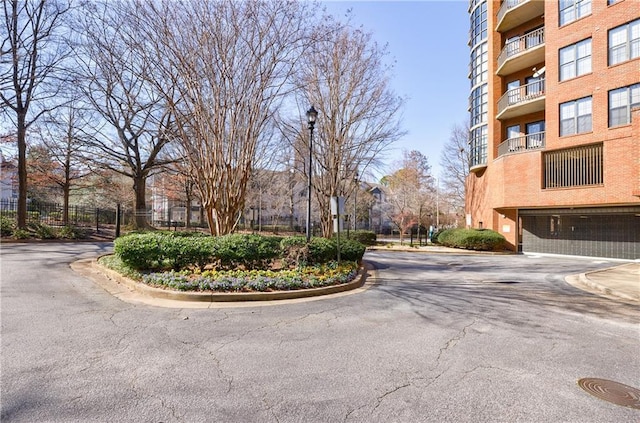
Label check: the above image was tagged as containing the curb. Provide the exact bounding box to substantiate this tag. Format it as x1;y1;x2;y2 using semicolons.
84;258;370;303
577;272;639;303
366;246;515;255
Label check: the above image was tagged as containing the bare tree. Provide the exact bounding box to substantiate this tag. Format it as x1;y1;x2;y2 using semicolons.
439;121;469;224
72;1;175;229
384;150;433;244
28;104;92;223
1;0;71;228
291;17;405;237
144;0;313;236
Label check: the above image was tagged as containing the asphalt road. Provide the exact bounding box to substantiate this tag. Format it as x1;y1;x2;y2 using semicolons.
1;243;638;422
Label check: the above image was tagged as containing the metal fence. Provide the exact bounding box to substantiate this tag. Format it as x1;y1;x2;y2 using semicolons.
0;199;118;231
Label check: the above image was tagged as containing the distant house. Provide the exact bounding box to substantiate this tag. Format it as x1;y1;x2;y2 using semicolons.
150;173;203;227
361;182;393;234
0;152;17;202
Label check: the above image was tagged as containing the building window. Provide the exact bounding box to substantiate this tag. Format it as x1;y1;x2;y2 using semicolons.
608;19;640;65
471;42;488;87
559;0;591;26
470;84;488;126
469;125;487;168
470;1;487;49
559;38;592;81
609;83;640;127
560;97;592;136
543;143;603;189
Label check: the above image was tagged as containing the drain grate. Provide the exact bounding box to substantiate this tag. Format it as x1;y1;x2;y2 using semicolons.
577;378;640;409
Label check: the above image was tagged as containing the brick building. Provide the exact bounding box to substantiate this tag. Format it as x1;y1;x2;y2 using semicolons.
466;0;639;259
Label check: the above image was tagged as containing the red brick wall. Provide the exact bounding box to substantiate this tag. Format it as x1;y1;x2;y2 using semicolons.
467;0;640;251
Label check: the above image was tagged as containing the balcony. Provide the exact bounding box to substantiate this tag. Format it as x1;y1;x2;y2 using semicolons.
497;131;545;157
497;27;544;76
496;0;545;33
496;79;545;120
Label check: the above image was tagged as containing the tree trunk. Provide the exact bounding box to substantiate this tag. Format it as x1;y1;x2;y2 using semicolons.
17;113;28;229
63;182;70;226
132;175;148;229
185;196;192;229
63;153;71;226
205;207;216;236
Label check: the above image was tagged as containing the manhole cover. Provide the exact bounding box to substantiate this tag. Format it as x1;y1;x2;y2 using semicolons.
577;378;640;409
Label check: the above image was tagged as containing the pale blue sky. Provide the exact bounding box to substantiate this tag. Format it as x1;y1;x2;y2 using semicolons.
323;0;470;178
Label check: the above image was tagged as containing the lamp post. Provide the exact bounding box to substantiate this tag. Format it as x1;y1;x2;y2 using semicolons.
306;105;318;243
353;171;358;231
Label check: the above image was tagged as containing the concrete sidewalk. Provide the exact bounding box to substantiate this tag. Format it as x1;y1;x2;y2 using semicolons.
578;262;640;303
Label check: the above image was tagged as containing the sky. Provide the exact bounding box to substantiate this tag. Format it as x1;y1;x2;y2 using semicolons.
322;0;470;179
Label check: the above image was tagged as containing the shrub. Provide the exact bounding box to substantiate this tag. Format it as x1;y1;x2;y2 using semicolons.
338;238;366;262
115;232;283;271
114;232;165;270
212;234;281;269
28;222;56;239
160;234;216;270
308;237;336;264
280;236;309;267
1;216;15;237
347;230;376;246
437;228;505;251
57;226;87;239
13;229;31;239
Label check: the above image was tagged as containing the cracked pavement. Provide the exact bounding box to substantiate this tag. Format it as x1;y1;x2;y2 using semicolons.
1;243;638;422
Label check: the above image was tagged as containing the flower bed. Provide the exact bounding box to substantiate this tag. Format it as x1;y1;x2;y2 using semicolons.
141;262;359;292
99;254;360;293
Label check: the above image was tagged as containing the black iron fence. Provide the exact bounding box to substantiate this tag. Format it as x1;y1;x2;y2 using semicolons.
0;199;118;231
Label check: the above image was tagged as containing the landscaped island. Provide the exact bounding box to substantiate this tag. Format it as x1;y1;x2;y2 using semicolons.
100;232;369;293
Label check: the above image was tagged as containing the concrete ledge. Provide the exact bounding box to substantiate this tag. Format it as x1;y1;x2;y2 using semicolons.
74;257;370;304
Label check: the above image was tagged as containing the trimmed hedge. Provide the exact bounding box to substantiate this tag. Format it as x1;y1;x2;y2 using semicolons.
338;238;367;261
114;232;366;271
436;228;506;251
346;230;376;246
212;234;281;269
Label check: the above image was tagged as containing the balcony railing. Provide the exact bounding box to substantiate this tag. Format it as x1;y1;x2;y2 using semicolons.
497;27;544;71
497;78;545;117
497;131;545;157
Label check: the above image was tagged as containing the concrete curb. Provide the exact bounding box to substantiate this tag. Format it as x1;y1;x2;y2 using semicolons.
366;246;515;255
577;272;639;302
76;257;370;304
564;263;639;304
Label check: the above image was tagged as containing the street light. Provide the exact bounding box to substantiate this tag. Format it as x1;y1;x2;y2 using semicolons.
306;105;318;242
353;171;358;231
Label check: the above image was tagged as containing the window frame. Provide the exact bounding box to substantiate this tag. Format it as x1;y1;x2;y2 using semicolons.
608;83;640;127
608;18;640;66
559;0;592;26
559;38;592;81
560;96;592;137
